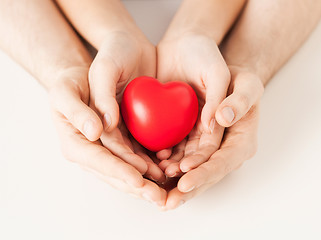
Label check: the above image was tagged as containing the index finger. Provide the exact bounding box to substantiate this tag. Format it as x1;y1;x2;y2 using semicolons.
53;111;145;188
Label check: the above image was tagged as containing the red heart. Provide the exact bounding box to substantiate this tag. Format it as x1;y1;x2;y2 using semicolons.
121;76;198;152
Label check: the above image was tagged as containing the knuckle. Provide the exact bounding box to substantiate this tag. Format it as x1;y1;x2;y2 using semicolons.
247;140;258;159
88;61;100;83
236;93;251;112
48;83;64;106
60;144;74;163
198;164;211;182
211;65;231;85
209;156;231;176
257;80;265;98
235;163;244;170
89;57;119;83
201;161;222;184
195;152;209;161
201;141;220;151
67;109;81;126
96;152;127;180
222;68;231;83
222;162;234;175
88;58;107;83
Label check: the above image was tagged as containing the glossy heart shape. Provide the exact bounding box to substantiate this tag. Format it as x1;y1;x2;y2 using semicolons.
121;76;198;152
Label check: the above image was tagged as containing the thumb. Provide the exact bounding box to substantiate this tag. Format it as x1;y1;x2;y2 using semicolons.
89;57;120;132
50;83;103;142
215;71;264;127
201;67;231;133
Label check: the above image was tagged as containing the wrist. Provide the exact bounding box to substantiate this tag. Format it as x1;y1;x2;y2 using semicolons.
161;28;218;45
163;0;246;44
162;12;222;44
227;65;266;89
84;2;149;49
99;27;152;50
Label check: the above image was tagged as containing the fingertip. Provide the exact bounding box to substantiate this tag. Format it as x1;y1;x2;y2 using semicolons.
142;163;149;176
137;160;148;175
157;188;168;207
127;162;147;188
103;103;120;132
146;162;166;183
158;159;171;171
102;112;112;131
179;155;197;173
83;116;104;141
163;188;185;210
165;163;180;178
215;105;235;127
156;148;172;160
128;175;145;189
177;180;195;193
179;162;191;173
177;172;199;193
94;97;119;133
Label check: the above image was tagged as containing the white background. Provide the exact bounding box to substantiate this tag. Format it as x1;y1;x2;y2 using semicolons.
1;1;321;239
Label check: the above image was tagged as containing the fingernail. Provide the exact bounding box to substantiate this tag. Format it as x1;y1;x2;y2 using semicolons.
209;118;215;133
84;119;95;139
185;186;195;192
180;165;190;173
142;193;154;203
104;113;112;130
148;175;157;182
166;170;177;178
222;107;235;123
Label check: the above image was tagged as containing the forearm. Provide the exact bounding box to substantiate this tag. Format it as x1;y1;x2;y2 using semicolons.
0;0;91;90
221;0;321;85
163;0;246;43
56;0;148;49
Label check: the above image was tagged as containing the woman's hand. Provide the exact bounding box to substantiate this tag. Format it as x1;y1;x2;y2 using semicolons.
89;31;166;183
49;67;167;206
156;33;231;177
159;67;264;210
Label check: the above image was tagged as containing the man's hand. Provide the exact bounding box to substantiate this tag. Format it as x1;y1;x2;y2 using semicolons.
153;0;246;178
50;67;167;206
55;0;166;184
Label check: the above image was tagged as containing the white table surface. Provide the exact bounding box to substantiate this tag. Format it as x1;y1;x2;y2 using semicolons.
1;1;321;239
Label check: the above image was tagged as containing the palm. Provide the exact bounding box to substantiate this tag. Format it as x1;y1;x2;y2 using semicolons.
91;32;166;183
156;34;229;177
157;66;264;210
161;103;260;210
50;68;167;204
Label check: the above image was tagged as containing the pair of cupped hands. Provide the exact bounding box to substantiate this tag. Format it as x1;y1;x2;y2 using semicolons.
49;30;264;211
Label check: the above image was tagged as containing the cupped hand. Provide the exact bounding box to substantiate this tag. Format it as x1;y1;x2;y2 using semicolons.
49;66;166;206
160;67;264;210
89;31;166;183
156;33;231;177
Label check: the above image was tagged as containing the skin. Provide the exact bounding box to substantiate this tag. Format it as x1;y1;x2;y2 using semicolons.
0;0;166;206
1;0;321;210
156;0;246;177
55;0;246;189
56;0;166;184
160;0;321;210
